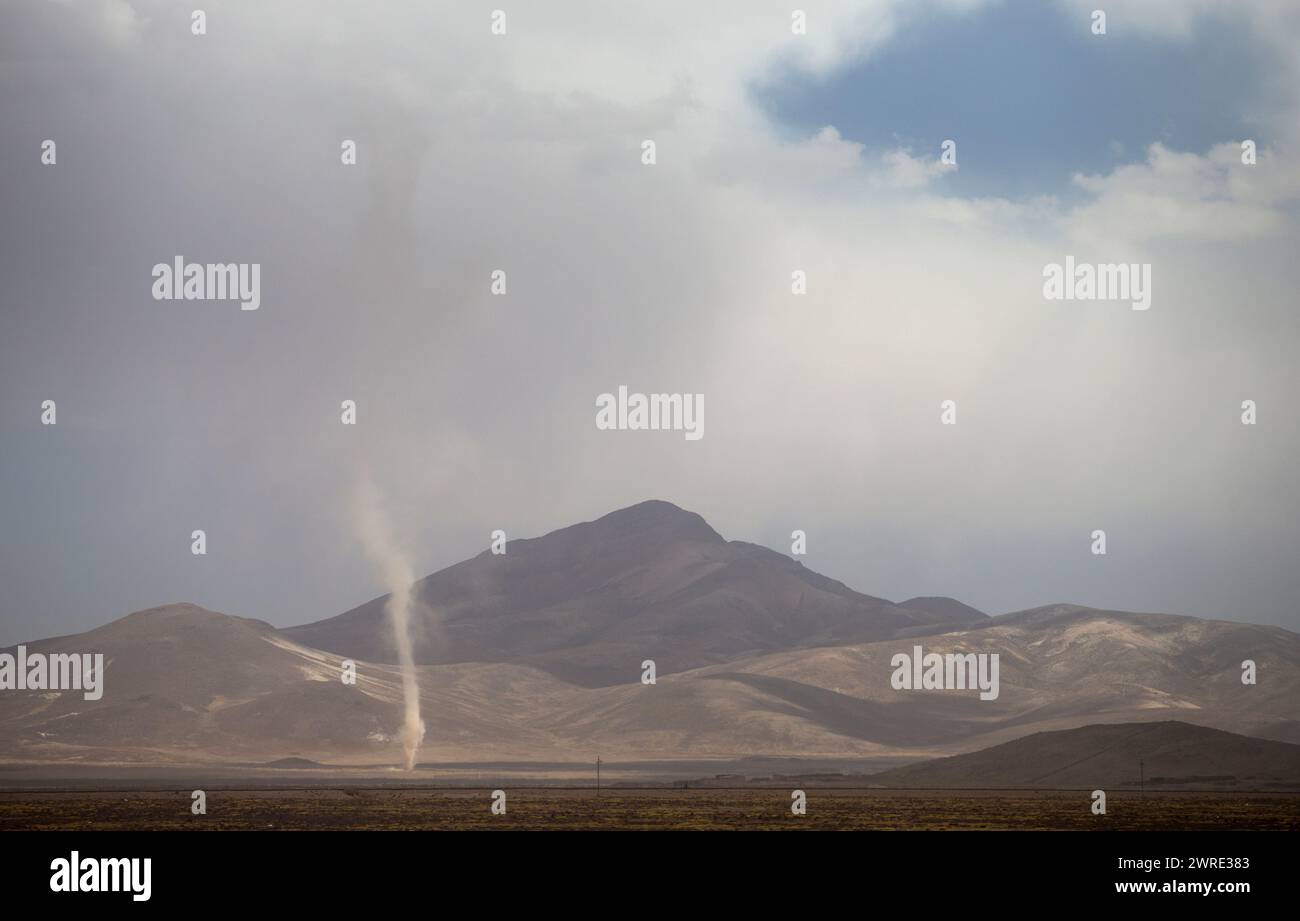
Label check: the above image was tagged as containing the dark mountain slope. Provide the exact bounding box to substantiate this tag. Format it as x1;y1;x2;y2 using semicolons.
286;500;972;685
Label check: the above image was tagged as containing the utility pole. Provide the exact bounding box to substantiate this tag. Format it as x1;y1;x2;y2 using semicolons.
596;756;602;797
1139;759;1144;796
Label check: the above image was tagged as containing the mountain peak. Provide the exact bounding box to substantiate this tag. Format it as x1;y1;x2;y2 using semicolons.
286;500;1004;686
584;499;723;544
111;603;274;634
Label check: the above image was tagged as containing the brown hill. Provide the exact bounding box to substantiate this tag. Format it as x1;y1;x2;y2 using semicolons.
2;506;1297;770
6;599;1296;768
0;604;397;762
521;604;1300;758
867;720;1300;790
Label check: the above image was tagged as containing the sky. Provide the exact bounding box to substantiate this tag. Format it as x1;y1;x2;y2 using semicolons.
1;0;1299;645
759;0;1286;198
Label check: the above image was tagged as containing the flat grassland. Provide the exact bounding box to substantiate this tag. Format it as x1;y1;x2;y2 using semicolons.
2;788;1297;831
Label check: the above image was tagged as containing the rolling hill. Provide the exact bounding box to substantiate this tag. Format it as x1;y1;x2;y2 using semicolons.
1;502;1297;771
867;720;1300;789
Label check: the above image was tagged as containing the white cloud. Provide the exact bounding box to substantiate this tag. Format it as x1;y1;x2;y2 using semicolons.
1054;0;1298;42
877;148;954;189
1065;142;1300;248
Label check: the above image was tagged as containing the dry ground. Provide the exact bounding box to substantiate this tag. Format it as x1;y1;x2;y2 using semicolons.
1;788;1297;831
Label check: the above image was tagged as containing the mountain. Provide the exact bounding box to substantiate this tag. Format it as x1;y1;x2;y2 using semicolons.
0;603;571;764
2;502;1297;770
520;603;1300;758
4;600;1297;768
898;596;987;624
285;500;972;686
867;720;1300;789
0;604;395;762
